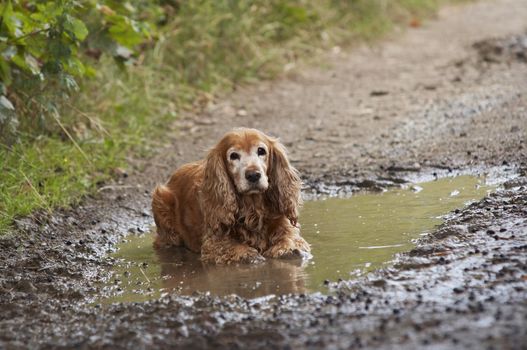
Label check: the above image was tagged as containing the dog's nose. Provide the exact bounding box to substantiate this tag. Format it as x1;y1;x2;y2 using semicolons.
245;171;261;183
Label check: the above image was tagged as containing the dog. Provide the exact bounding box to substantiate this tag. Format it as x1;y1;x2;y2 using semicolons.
151;128;310;264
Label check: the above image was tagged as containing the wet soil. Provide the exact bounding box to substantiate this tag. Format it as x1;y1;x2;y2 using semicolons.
1;0;527;348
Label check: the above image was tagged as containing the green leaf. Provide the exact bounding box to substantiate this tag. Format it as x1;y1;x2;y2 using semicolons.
64;15;89;41
11;53;28;72
24;36;47;58
1;2;20;37
35;2;63;20
0;59;12;85
108;16;144;48
48;40;72;60
11;52;40;75
84;64;96;78
64;57;85;76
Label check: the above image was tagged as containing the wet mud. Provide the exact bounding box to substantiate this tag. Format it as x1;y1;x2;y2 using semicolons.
1;0;527;349
474;32;527;64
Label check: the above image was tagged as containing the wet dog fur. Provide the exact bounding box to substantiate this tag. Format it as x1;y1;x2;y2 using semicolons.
151;128;310;264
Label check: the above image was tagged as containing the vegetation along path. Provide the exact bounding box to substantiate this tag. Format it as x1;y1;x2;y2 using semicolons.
1;0;527;348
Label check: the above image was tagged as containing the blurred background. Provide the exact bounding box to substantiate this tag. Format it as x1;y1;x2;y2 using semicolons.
0;0;457;233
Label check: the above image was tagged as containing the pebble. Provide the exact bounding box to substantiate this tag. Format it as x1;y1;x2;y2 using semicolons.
236;109;248;117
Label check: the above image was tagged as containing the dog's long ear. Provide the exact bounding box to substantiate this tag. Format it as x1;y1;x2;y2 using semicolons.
200;144;237;232
266;137;302;225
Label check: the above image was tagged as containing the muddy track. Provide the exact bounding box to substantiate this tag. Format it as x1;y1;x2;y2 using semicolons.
1;0;527;349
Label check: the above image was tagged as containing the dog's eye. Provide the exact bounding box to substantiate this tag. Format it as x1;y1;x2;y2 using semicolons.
229;152;240;161
257;147;266;156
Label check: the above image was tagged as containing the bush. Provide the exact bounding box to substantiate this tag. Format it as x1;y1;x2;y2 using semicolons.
0;0;159;144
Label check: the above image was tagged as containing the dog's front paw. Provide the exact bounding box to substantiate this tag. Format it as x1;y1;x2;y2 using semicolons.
293;236;311;253
231;245;265;264
278;248;302;259
264;236;311;260
241;251;266;264
265;247;311;260
263;244;302;260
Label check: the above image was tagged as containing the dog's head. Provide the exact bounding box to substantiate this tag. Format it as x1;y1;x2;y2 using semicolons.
222;129;270;194
201;128;301;230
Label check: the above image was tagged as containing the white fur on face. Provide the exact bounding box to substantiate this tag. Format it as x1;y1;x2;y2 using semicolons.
226;143;269;194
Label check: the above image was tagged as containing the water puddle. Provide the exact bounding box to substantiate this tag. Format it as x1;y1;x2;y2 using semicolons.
102;175;491;302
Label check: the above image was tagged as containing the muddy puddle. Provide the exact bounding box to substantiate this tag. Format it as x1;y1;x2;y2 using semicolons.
101;175;492;302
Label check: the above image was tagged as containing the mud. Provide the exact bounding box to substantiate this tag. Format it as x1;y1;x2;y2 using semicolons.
474;32;527;64
1;0;527;349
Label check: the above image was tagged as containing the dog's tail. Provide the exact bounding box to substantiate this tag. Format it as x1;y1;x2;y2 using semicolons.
152;185;177;231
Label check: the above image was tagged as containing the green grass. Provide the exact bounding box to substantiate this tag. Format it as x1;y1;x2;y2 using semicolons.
0;0;468;234
0;137;120;230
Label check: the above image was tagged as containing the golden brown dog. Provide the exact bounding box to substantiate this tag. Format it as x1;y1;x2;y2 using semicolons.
151;128;310;264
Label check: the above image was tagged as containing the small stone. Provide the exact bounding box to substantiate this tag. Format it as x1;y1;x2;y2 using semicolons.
178;325;189;337
236;109;248;117
113;167;128;178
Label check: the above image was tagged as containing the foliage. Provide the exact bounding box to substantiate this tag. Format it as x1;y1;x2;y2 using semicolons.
0;0;159;142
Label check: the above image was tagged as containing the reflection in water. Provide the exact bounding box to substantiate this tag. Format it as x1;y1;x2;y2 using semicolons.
156;246;308;298
103;175;491;302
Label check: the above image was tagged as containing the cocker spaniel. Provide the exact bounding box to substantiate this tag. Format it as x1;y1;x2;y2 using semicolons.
152;128;310;264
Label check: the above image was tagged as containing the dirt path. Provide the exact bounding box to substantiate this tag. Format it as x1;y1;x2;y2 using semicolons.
1;0;527;349
145;0;527;186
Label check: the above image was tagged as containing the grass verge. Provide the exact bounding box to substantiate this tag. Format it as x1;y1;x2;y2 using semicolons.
0;0;467;234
